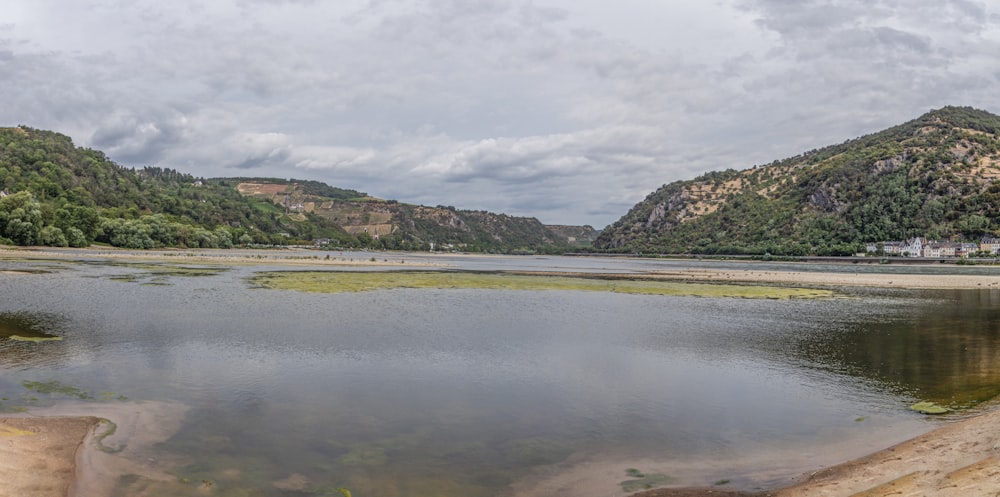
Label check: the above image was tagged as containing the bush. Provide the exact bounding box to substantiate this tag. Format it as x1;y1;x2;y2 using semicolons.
39;226;67;247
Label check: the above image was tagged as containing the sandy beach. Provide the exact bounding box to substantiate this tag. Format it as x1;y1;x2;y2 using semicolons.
3;248;1000;495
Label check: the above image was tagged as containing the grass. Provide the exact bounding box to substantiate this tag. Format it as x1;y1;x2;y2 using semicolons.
251;270;835;299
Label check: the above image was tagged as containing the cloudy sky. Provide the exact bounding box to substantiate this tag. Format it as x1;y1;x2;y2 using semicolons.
3;1;1000;227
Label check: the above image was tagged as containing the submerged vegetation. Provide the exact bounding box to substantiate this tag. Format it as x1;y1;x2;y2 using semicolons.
620;468;676;492
0;312;63;342
0;380;128;413
251;270;835;299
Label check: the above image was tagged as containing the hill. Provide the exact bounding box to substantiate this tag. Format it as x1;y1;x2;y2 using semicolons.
594;106;1000;255
232;179;576;253
0;126;577;253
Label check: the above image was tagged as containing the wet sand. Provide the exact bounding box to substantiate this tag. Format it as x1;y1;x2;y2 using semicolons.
643;267;1000;290
0;416;99;497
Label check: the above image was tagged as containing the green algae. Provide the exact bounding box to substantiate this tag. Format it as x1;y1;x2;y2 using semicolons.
99;261;229;285
22;380;93;399
8;334;62;342
251;270;834;299
0;312;64;342
95;418;125;453
910;401;951;414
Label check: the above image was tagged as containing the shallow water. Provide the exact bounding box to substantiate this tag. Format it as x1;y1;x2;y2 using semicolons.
1;254;999;495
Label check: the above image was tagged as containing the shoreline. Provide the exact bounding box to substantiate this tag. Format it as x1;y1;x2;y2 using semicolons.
635;405;1000;496
0;245;441;267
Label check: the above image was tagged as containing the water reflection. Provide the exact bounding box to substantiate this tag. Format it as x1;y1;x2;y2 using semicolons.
0;312;70;370
801;288;1000;407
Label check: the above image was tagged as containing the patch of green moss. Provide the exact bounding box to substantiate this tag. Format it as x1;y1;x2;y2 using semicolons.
251;270;834;299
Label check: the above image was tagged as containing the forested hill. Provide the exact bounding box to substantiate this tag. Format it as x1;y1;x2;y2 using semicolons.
595;106;1000;255
0;126;575;253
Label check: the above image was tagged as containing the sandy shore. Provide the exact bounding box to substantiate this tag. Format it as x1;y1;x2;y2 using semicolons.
642;267;1000;290
0;416;99;497
0;400;190;497
634;406;1000;497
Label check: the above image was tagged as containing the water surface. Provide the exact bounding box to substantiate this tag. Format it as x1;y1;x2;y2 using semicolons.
1;254;998;495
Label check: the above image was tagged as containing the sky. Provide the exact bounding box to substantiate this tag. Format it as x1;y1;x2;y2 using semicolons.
3;1;1000;228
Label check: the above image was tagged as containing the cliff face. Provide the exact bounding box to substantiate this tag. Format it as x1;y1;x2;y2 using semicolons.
595;106;1000;255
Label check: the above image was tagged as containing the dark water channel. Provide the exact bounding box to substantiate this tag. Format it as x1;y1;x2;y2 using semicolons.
2;254;1000;496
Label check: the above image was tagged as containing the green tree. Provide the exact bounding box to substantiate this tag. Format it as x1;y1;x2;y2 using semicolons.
0;191;43;245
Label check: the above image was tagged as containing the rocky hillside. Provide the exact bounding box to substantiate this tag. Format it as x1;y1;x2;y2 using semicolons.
234;180;575;252
0;126;581;253
595;106;1000;255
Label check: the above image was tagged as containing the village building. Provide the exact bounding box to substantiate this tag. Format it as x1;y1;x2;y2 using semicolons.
980;238;1000;255
867;238;925;257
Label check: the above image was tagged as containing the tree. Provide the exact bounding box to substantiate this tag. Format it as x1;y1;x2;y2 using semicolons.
0;191;43;245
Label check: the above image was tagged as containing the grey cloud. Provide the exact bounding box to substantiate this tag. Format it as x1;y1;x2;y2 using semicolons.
90;111;190;166
229;148;294;170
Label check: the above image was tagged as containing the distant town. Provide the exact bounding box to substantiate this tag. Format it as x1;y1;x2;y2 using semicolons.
865;238;1000;258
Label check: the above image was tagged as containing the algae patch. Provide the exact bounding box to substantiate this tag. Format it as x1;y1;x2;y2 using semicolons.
620;468;676;492
910;401;951;414
9;334;63;342
251;270;834;299
0;312;64;343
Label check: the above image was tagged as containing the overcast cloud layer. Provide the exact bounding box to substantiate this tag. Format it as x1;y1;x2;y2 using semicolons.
3;0;1000;227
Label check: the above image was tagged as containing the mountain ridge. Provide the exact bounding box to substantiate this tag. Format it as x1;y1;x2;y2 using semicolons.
594;106;1000;255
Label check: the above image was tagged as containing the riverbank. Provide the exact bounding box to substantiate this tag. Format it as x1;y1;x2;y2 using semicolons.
0;245;439;267
643;267;1000;290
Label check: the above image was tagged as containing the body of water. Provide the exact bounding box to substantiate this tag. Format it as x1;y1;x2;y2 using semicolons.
2;253;1000;496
